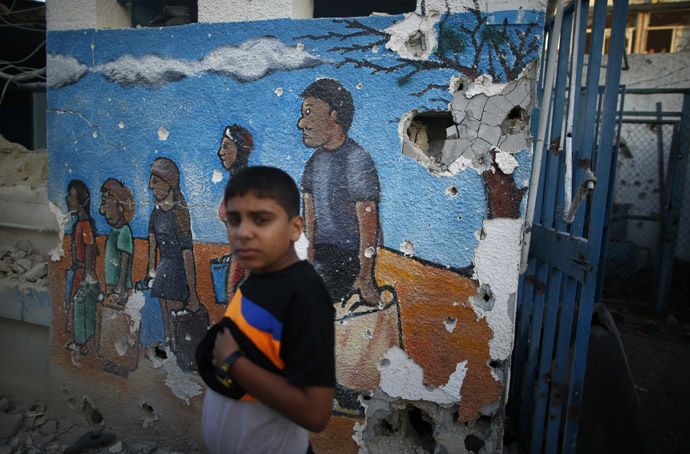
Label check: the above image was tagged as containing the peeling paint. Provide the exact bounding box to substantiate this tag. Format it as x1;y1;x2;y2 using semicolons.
211;168;223;183
378;347;467;405
385;12;440;61
48;202;69;261
150;347;204;405
494;149;519;174
472;218;523;360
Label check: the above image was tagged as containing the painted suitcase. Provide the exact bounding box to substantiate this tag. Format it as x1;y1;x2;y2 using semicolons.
95;293;140;375
135;279;166;348
172;305;210;372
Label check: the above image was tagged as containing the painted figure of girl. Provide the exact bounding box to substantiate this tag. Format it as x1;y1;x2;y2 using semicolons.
216;125;253;299
146;157;200;345
66;179;101;350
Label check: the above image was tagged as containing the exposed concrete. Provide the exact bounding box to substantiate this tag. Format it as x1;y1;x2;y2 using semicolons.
198;0;314;22
47;0;131;31
399;65;535;176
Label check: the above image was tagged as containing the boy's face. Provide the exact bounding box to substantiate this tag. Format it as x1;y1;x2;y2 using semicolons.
99;191;125;228
224;191;303;274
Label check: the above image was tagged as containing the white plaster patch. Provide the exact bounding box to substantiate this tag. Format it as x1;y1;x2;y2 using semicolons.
151;347;203;405
364;246;375;258
495;149;519;174
296;43;304;51
48;202;69;261
465;74;508;98
274;87;283;96
211;169;223;184
385;12;440;61
378;347;467;405
400;239;415;256
92;131;97;138
444;317;457;333
125;291;145;335
118;122;124;129
472;218;523;360
157;127;169;141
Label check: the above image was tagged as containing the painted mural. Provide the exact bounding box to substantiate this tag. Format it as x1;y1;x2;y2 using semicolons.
47;5;542;452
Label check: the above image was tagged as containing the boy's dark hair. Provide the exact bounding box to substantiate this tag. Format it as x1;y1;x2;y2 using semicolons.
223;166;300;218
300;78;355;134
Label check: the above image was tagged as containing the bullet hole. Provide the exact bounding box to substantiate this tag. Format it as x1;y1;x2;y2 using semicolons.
375;419;395;436
634;180;641;186
489;360;502;369
408;407;436;453
362;394;371;401
471;284;494;311
464;434;485;453
154;345;167;359
636;222;644;229
447;185;459;197
500;106;528;134
405;111;455;163
638;192;647;200
400;239;416;256
444;317;457;333
404;30;427;59
620;179;627;185
379;358;391;367
81;398;103;425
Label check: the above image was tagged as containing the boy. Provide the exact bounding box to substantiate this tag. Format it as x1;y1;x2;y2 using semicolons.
196;166;335;453
99;178;135;305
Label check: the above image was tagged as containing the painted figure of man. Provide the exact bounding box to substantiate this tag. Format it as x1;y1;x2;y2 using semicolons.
298;78;381;305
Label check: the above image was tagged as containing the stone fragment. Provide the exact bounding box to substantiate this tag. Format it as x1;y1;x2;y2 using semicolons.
109;441;123;453
10;250;27;261
0;412;24;439
39;419;57;437
17;258;33;271
15;240;34;253
24;263;48;282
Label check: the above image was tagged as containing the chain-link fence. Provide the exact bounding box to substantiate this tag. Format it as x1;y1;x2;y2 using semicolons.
602;116;690;310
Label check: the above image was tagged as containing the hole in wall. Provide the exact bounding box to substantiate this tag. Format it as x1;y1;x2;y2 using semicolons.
464;434;485;453
500;106;528;135
406;112;455;164
408;407;436;453
81;398;103;425
154;345;167;359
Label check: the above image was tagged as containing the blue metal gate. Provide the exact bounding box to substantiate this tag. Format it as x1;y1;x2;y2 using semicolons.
508;0;629;452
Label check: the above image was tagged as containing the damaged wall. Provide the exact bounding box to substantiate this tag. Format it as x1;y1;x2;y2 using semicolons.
45;1;545;452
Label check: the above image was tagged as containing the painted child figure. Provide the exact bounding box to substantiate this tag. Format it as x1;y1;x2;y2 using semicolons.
196;166;335;454
99;178;135;305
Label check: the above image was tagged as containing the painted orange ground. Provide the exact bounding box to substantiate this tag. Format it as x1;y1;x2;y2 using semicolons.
310;416;362;453
375;248;503;422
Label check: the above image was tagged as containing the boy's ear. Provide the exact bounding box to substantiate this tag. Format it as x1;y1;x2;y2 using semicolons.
289;215;304;242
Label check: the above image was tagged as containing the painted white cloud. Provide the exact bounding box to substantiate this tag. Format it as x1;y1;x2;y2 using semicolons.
203;36;322;82
47;53;89;88
49;36;324;89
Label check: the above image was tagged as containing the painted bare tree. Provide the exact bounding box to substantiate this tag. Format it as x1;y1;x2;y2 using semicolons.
296;0;541;105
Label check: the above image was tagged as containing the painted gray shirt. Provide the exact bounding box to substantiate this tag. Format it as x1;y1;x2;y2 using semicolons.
302;138;380;250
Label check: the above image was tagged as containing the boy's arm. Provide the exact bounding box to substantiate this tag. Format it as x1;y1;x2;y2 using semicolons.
213;327;334;433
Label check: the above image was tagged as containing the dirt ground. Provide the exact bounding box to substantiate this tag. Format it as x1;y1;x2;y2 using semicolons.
608;302;690;454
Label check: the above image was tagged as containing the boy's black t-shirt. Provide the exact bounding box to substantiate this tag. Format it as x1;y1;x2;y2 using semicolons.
196;260;336;399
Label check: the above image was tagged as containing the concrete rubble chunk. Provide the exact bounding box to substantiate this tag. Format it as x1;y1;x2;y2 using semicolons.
10;250;27;261
0;412;24;439
39;419;56;436
466;94;488;120
24;263;49;282
15;240;34;253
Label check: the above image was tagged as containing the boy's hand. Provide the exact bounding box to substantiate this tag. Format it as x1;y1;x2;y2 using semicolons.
212;327;239;368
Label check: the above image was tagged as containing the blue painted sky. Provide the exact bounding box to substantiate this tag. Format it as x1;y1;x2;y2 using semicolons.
47;11;541;269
